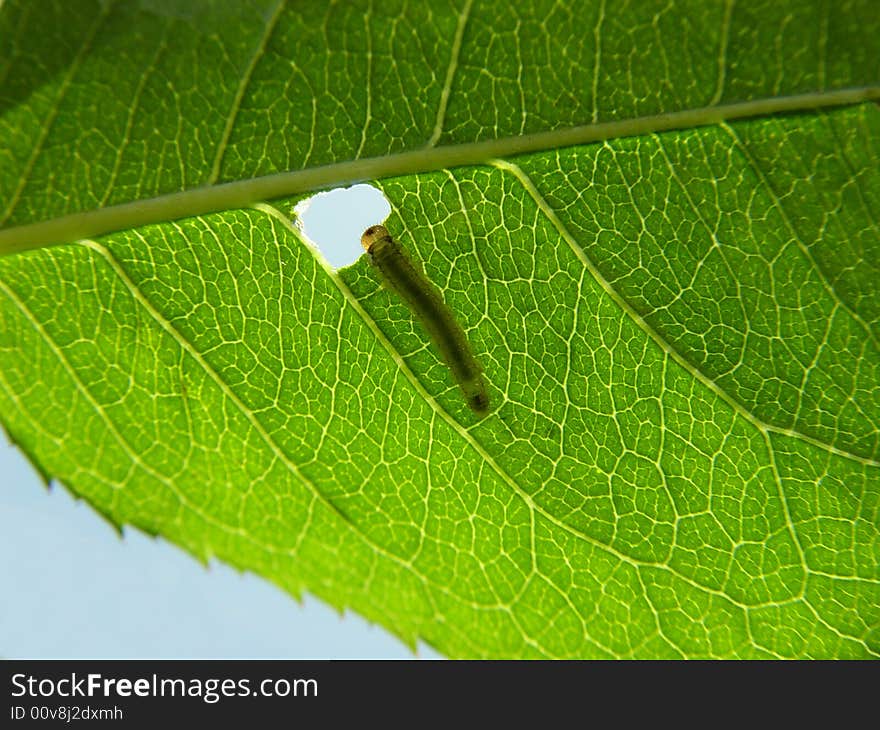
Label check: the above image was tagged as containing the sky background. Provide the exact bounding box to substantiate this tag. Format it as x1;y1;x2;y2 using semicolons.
0;185;443;659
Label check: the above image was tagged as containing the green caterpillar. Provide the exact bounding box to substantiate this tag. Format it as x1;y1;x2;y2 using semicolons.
361;225;490;416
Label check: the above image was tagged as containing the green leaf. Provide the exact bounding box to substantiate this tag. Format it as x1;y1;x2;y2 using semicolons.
1;0;878;658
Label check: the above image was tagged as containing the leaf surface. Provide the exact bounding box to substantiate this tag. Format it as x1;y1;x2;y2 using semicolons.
1;0;878;657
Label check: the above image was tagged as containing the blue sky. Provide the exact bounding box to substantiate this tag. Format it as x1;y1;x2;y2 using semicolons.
1;185;443;659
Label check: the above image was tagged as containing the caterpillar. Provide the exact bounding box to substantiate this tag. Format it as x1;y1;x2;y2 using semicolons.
361;225;490;416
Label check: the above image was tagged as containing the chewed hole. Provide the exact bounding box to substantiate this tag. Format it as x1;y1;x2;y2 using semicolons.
293;184;391;269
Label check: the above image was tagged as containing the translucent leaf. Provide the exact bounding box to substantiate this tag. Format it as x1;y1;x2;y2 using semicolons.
1;0;878;658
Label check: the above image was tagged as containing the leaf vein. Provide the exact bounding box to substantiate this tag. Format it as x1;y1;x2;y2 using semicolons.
208;0;287;184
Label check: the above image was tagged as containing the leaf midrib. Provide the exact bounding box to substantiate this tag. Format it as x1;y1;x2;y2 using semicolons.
2;86;879;257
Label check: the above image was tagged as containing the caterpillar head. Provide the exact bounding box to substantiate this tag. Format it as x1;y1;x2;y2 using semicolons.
361;225;390;252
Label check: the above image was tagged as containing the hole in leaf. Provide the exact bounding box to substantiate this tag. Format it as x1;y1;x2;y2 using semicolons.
293;184;391;269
